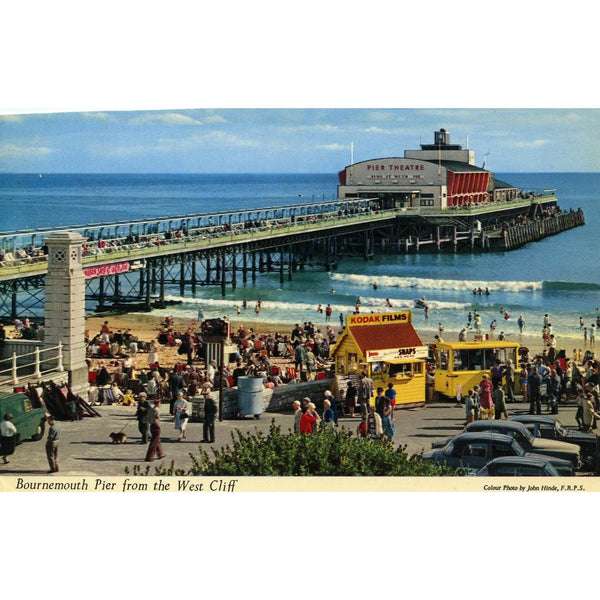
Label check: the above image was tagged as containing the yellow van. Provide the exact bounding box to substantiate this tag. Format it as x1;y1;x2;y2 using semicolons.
433;340;519;401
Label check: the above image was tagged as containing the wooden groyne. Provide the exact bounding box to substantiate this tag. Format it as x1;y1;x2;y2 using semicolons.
502;210;585;250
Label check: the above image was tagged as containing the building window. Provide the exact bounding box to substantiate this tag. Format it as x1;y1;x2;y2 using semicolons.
420;198;434;206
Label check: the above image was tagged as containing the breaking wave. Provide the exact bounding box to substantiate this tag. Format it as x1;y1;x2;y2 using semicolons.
328;273;595;293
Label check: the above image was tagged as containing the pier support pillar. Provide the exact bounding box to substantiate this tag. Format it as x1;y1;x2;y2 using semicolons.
43;232;88;396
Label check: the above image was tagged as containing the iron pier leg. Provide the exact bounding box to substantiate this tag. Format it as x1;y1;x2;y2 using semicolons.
220;251;226;297
191;260;197;294
145;262;151;310
98;277;105;310
242;250;248;284
206;255;211;285
232;248;237;290
252;252;257;282
10;281;17;320
279;246;285;285
159;258;165;308
288;244;293;281
180;257;185;296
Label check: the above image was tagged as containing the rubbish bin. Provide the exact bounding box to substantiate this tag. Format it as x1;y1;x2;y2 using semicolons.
237;376;264;419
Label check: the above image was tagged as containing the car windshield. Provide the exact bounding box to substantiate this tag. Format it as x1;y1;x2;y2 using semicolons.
520;426;535;443
554;421;568;437
510;439;526;457
442;440;455;457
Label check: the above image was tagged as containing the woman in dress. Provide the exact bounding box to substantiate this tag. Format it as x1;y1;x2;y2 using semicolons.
0;413;17;464
173;391;190;440
479;374;494;419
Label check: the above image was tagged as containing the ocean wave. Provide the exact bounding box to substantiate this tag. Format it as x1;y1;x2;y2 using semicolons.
330;273;544;292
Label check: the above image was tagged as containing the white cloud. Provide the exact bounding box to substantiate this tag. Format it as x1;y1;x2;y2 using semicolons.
317;143;346;151
204;114;227;124
513;139;549;148
127;113;202;125
0;143;52;157
106;130;257;157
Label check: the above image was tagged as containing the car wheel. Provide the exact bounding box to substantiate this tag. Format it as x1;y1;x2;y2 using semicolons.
31;420;46;441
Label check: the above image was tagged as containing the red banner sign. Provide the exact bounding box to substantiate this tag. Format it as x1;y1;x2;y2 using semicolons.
84;262;131;279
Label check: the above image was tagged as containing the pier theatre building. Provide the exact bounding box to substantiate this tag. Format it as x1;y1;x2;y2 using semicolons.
337;129;519;210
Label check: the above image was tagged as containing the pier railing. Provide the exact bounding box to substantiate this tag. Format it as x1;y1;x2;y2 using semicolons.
0;342;64;387
502;209;585;250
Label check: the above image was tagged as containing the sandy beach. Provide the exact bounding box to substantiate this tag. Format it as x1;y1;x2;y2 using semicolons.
82;311;587;373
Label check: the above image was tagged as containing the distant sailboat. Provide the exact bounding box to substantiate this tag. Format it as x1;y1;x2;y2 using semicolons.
38;173;42;178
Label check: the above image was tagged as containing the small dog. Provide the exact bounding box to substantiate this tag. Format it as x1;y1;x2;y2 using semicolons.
109;431;127;444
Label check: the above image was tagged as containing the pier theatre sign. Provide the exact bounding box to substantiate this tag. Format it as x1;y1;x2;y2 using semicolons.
347;158;444;184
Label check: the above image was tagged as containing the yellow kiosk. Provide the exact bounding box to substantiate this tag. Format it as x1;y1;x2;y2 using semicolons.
433;339;519;401
331;310;427;407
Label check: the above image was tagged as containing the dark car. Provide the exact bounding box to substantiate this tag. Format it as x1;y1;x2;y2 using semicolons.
476;456;560;477
463;420;581;470
422;432;575;476
511;414;598;470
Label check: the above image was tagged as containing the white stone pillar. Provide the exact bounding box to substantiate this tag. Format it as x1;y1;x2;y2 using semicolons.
43;232;88;395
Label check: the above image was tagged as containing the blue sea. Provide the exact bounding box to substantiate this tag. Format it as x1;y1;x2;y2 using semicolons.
0;172;598;346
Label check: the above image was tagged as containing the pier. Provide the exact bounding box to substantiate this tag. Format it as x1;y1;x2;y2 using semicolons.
0;195;584;321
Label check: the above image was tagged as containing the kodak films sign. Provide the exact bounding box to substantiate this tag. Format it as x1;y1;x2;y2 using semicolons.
348;311;411;326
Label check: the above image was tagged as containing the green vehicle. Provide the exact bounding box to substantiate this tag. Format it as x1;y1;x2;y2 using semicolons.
0;391;47;443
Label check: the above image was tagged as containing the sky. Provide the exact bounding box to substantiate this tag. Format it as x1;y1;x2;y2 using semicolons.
1;108;599;173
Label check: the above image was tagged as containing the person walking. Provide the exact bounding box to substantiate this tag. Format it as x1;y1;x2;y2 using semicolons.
299;402;318;434
173;391;190;440
357;372;374;417
479;374;494;419
0;413;17;464
492;382;508;420
345;380;357;418
45;415;61;473
519;365;529;404
293;400;303;433
135;393;150;443
465;389;476;424
528;366;542;415
322;399;335;431
385;382;397;419
202;394;218;443
582;393;600;433
505;359;515;403
382;397;395;440
145;399;165;462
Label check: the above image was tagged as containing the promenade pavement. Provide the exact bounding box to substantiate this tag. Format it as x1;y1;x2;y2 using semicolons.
0;396;583;479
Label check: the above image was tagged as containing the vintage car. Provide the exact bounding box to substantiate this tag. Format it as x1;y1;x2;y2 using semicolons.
511;415;597;470
0;391;46;443
462;421;581;470
422;432;575;475
476;456;560;477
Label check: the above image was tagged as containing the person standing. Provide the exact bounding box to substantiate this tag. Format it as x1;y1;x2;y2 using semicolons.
345;380;357;418
375;387;386;420
492;382;508;420
582;393;600;432
465;389;476;424
173;391;190;441
385;382;397;419
135;393;150;443
528;366;542;415
505;359;515;403
0;413;17;464
479;374;494;419
202;394;218;443
168;367;185;415
519;365;529;404
293;400;303;433
145;399;165;462
322;399;335;431
382;398;395;440
299;402;318;434
357;372;374;417
45;415;61;473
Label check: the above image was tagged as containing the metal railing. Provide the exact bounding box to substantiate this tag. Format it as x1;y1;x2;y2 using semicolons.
0;343;64;386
